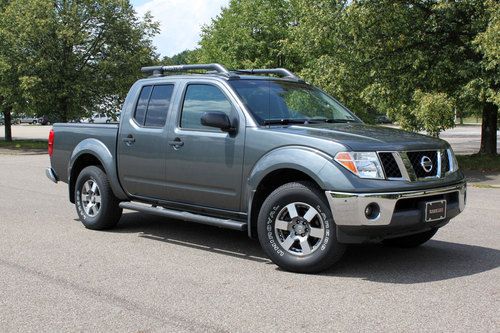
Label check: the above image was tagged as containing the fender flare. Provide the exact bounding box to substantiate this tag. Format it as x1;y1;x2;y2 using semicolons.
245;146;346;237
68;138;128;202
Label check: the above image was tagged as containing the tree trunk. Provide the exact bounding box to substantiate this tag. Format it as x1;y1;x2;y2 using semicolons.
2;108;13;142
479;102;498;155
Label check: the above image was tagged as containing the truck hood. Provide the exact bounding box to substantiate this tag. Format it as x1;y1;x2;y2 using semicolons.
269;123;449;151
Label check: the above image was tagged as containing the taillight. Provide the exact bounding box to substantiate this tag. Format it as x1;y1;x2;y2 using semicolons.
48;129;54;157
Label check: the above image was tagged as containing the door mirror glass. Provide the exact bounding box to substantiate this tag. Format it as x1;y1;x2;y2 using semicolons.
200;111;234;132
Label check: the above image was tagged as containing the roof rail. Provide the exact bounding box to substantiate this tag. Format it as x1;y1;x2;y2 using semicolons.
141;63;238;78
234;68;303;82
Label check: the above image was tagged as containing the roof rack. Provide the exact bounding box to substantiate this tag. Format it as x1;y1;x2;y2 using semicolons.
140;63;303;82
234;68;303;82
141;63;238;78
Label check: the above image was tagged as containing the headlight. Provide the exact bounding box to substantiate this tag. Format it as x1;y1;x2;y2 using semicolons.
334;152;384;179
447;148;459;172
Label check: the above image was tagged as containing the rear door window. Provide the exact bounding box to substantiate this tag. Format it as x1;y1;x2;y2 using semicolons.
134;86;152;125
144;85;174;127
134;84;174;127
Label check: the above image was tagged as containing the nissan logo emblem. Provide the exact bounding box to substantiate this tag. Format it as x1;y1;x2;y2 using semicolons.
420;156;433;173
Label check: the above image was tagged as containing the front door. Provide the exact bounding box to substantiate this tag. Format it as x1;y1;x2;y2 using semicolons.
117;83;175;200
164;81;245;211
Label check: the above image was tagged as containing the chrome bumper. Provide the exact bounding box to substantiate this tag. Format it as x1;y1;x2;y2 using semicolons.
45;167;58;183
325;182;466;226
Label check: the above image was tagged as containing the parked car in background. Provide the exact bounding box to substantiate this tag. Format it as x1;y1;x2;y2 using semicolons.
18;115;38;124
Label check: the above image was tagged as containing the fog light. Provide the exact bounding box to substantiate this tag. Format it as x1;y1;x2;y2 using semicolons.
364;203;380;219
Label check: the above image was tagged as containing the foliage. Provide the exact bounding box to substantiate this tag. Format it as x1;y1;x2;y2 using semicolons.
196;0;498;153
411;91;455;137
197;0;293;69
0;0;159;122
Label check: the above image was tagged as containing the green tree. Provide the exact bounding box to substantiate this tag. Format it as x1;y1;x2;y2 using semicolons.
0;0;159;140
198;0;294;69
294;0;497;152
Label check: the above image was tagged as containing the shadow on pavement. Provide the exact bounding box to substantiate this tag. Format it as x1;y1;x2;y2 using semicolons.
115;212;500;283
115;212;269;263
325;240;500;283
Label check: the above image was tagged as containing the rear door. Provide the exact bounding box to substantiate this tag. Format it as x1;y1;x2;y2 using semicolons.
117;83;175;200
163;80;246;211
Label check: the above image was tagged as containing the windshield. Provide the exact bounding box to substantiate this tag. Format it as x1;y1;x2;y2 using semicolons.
229;79;361;125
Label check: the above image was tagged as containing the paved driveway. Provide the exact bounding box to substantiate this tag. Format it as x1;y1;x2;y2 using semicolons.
0;153;498;332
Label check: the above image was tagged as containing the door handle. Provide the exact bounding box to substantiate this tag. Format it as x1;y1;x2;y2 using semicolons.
168;137;184;149
122;134;135;145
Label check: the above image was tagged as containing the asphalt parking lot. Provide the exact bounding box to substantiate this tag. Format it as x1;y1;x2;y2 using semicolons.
0;151;499;331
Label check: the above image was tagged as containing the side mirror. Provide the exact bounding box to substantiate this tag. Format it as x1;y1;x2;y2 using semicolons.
200;111;235;133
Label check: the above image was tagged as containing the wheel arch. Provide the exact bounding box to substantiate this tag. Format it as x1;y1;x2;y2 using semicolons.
245;146;339;239
68;139;127;203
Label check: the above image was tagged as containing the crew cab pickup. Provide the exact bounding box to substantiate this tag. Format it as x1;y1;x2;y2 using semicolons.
46;64;466;273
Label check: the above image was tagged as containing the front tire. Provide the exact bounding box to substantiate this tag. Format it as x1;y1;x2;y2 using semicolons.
257;181;345;273
382;228;438;248
75;166;122;230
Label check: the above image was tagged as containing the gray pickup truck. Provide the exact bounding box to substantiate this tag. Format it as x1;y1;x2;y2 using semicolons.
46;63;466;273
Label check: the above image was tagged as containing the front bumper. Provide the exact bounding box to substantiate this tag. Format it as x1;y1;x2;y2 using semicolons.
325;182;466;242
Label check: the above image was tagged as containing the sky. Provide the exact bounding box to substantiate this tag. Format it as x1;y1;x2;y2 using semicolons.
131;0;230;57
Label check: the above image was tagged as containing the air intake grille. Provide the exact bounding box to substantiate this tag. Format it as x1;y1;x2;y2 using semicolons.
378;153;402;178
406;151;438;178
442;152;450;173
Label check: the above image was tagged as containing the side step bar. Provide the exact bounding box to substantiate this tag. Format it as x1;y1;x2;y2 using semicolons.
119;202;247;231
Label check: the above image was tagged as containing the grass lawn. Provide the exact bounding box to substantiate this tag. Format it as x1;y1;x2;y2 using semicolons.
0;139;47;150
456;154;500;172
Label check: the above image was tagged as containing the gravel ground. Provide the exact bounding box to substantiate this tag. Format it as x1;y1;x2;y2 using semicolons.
0;153;498;332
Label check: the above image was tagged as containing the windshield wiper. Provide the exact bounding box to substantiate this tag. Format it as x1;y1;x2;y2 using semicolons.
307;117;357;124
262;118;310;125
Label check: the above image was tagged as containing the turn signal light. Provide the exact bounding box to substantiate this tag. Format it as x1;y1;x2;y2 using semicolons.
334;152;358;174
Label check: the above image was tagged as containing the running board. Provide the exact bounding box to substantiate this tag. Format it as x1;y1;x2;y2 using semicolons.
119;202;247;231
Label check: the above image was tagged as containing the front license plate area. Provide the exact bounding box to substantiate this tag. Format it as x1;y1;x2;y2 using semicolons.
425;200;447;222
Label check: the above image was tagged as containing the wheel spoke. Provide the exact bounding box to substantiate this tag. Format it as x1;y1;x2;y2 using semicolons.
281;234;295;250
303;207;318;222
85;202;93;214
300;239;312;255
91;182;98;194
309;227;324;239
93;195;101;204
83;182;90;193
275;219;289;231
82;194;90;202
286;203;298;219
90;205;98;216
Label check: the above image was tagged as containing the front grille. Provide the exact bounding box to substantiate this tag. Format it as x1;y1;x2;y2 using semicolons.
442;152;450;173
378;152;402;178
406;151;438;178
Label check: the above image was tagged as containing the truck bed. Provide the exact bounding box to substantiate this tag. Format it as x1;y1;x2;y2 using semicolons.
51;123;119;183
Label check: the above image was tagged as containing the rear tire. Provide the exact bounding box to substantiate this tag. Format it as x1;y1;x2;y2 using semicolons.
75;166;122;230
382;228;438;248
257;181;345;273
